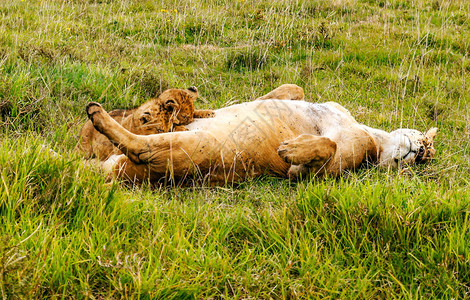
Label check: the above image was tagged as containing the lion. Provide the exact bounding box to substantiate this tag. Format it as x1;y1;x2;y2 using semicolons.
84;85;437;185
78;87;214;160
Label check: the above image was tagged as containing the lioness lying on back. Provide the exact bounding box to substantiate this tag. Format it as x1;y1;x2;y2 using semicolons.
85;84;437;185
79;87;214;160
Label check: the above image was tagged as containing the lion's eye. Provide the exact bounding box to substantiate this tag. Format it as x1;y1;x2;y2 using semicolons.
140;112;151;124
415;145;426;162
165;99;177;112
418;146;425;156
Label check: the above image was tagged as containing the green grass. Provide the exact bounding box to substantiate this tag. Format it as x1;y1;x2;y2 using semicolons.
1;0;469;298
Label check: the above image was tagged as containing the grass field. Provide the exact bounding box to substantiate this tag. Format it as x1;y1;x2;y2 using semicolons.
1;0;470;298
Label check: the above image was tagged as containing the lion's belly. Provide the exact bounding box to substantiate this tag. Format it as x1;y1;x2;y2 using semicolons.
187;100;328;131
185;100;358;179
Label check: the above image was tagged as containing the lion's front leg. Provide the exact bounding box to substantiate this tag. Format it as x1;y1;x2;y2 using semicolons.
256;84;304;101
193;109;215;118
277;134;337;178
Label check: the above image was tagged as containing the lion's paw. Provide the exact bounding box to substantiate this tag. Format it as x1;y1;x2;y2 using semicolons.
173;125;189;132
278;141;303;165
86;102;104;119
278;135;336;166
194;109;216;119
86;102;109;133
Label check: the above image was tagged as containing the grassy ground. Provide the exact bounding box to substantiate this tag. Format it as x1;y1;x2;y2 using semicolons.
1;0;469;298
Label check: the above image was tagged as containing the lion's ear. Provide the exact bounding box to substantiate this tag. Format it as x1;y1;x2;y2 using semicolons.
425;127;438;141
186;86;199;102
187;86;198;96
164;99;179;112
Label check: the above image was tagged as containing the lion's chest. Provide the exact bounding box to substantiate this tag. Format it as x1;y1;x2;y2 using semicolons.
325;127;379;174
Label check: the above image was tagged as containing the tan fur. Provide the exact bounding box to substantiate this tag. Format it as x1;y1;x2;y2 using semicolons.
256;84;304;100
85;93;438;185
78;87;214;160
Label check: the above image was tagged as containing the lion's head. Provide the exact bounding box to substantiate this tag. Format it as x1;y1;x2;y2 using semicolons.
380;127;438;167
122;86;199;134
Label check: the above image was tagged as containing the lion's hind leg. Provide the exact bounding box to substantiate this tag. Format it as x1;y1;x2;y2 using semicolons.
87;102;220;182
277;134;337;178
101;154;153;184
86;102;149;164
